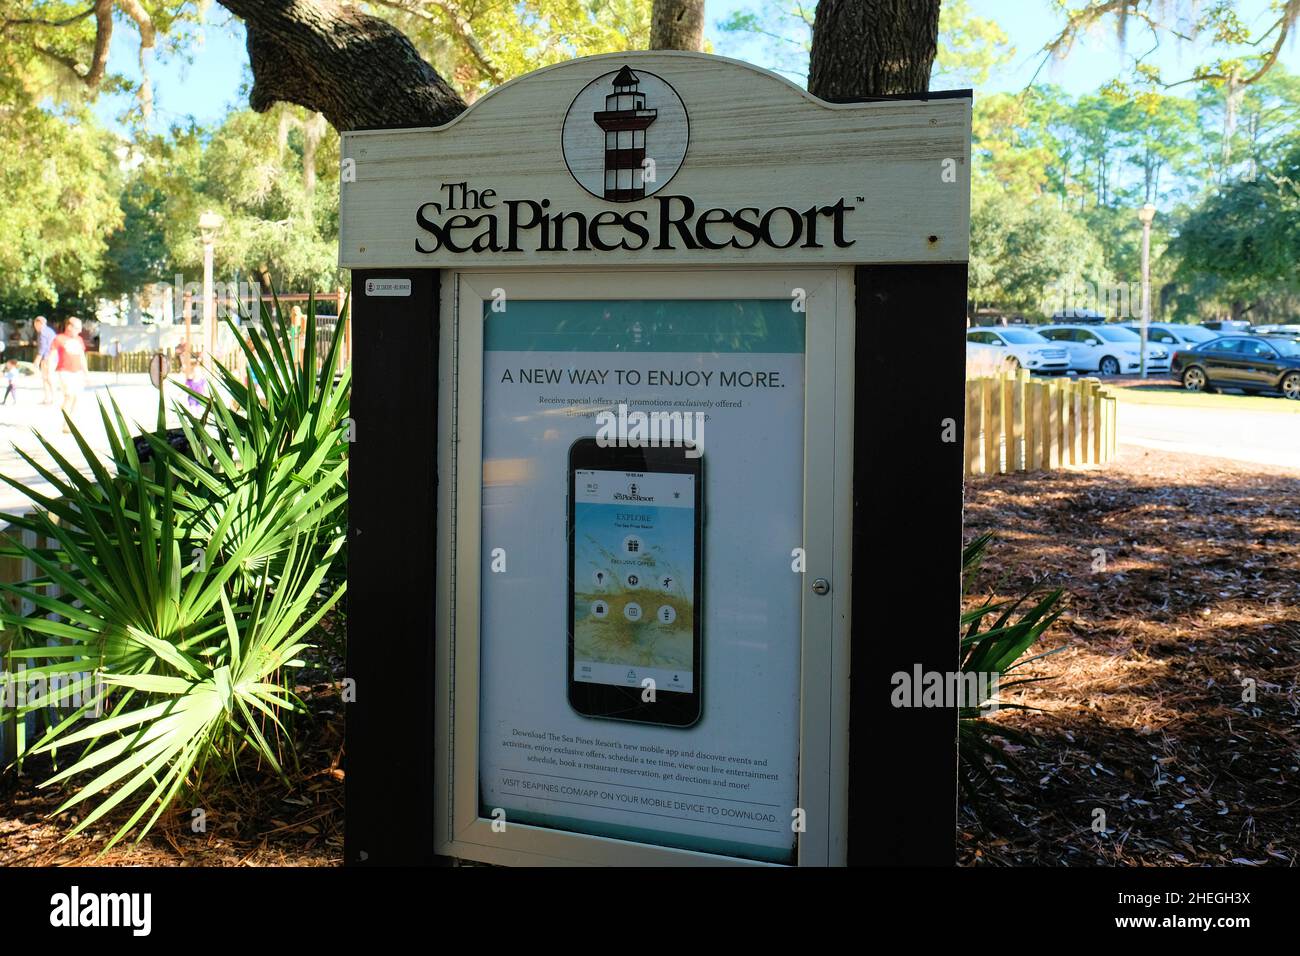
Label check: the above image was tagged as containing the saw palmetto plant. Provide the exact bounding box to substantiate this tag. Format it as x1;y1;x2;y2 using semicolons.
959;532;1065;798
0;297;349;849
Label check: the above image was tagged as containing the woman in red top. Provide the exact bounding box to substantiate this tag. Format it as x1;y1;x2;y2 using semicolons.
51;317;86;431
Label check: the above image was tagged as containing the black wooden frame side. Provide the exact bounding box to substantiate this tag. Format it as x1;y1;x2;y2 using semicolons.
345;269;443;866
849;263;967;866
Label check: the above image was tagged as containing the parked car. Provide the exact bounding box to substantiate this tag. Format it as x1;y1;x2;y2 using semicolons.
965;339;1016;375
1171;335;1300;399
1037;323;1170;375
1251;324;1300;340
1201;319;1252;333
966;327;1070;374
1118;321;1221;349
1051;309;1108;324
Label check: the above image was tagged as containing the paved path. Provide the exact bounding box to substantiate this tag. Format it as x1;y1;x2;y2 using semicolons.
1119;399;1300;471
0;372;185;517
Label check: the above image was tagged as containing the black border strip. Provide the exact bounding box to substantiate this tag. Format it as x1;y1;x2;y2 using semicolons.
345;269;443;866
849;263;967;865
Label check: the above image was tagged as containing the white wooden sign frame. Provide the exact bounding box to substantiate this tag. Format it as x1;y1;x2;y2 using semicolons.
435;267;854;866
341;51;972;869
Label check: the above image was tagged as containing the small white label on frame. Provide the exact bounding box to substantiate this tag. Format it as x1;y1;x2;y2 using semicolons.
365;278;412;297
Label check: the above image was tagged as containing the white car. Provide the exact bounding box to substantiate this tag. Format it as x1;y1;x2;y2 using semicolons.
1037;323;1169;375
965;339;1017;375
966;327;1070;374
1252;324;1300;338
1118;322;1221;349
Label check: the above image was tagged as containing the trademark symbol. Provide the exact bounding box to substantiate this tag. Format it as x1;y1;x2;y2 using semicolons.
856;196;864;202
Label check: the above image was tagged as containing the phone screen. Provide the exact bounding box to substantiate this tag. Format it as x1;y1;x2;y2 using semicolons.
572;468;697;693
568;436;703;728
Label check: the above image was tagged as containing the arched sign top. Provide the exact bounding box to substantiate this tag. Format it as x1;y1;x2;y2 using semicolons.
339;51;971;269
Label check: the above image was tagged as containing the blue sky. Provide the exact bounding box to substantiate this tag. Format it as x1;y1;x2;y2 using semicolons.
92;0;1299;132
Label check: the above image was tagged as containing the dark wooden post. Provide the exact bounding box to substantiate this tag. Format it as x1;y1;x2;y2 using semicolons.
345;269;444;866
849;262;967;865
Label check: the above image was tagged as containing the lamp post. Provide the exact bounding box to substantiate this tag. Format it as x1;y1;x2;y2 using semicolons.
198;210;224;362
1137;203;1156;379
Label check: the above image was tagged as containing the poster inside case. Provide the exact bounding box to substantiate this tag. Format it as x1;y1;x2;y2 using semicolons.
478;299;806;863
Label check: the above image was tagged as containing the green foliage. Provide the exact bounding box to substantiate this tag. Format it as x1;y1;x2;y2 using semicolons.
124;109;344;293
959;534;1065;798
1173;140;1300;321
102;177;171;298
969;191;1110;316
0;101;123;318
0;302;349;849
934;0;1015;88
378;0;652;96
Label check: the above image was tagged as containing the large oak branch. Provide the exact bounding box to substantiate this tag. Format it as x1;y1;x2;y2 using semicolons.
218;0;466;131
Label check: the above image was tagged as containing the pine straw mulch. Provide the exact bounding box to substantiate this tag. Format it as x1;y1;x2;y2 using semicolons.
959;444;1300;866
0;644;346;867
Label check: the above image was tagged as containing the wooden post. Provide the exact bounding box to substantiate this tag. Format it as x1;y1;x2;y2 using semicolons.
346;269;441;867
1044;380;1058;469
1109;395;1118;459
965;379;981;476
1025;380;1039;470
1061;379;1074;466
1091;382;1103;463
982;376;996;475
1100;394;1112;463
853;262;967;866
1002;371;1017;472
1079;379;1092;464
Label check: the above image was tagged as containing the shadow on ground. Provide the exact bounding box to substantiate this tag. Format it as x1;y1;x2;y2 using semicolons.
960;446;1300;866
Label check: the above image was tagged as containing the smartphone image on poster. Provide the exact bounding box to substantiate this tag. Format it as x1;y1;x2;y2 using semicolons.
568;437;703;727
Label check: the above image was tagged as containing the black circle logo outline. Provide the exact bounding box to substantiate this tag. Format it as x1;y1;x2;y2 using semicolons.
561;67;691;203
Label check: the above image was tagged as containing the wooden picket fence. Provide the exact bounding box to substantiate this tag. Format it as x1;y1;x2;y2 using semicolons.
86;350;157;374
0;516;62;764
964;369;1118;476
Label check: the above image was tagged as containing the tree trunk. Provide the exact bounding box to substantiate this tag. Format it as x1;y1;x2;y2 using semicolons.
217;0;920;132
807;0;940;100
650;0;705;51
217;0;466;130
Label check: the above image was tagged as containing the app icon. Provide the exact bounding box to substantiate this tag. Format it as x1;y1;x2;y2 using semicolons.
623;602;642;622
591;600;609;619
657;605;676;624
592;569;609;588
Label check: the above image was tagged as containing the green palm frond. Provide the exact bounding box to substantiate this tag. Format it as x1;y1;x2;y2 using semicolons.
0;294;349;849
958;534;1065;799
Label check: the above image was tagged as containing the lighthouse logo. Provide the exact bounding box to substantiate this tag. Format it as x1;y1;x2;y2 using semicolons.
562;66;689;202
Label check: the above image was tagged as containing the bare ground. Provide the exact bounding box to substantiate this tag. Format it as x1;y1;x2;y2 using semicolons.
960;445;1300;866
0;643;345;866
4;446;1296;866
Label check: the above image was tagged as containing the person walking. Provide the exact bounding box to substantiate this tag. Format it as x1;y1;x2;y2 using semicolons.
51;316;87;432
185;348;208;408
32;315;56;404
1;359;18;405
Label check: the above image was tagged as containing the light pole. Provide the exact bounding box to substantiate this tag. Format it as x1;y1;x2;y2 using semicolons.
198;210;224;362
1138;202;1156;379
